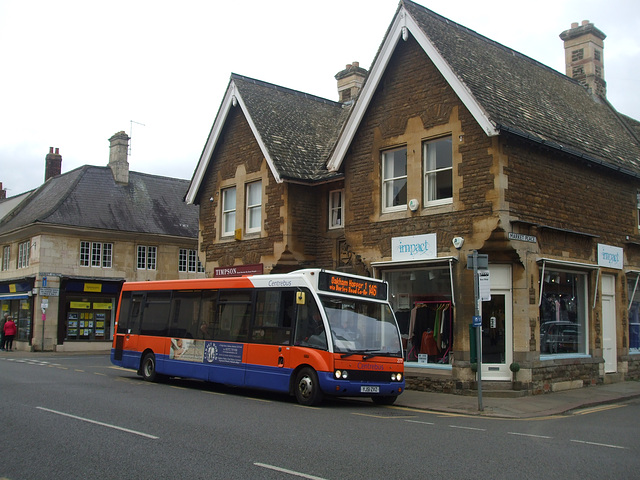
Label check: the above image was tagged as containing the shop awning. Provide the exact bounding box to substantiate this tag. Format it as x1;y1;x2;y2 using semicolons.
371;256;458;306
536;258;600;308
0;293;30;300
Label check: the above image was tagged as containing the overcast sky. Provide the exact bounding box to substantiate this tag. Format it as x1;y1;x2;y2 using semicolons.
1;0;639;197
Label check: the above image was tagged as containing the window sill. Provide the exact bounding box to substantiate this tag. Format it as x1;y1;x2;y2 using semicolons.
539;353;591;360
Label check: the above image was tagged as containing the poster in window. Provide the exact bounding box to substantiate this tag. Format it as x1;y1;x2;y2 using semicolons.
68;313;79;320
68;329;78;337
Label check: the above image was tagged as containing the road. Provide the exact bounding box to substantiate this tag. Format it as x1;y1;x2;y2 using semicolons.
1;353;639;479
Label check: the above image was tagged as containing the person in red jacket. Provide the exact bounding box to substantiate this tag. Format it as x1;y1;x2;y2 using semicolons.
3;316;16;351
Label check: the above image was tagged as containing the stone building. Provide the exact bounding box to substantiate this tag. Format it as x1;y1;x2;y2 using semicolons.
185;0;640;394
0;132;203;352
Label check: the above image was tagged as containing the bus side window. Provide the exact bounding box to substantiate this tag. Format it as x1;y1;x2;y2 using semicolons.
217;291;252;343
198;291;217;340
169;291;201;338
252;290;294;344
116;292;132;334
128;294;144;335
139;291;171;336
294;292;327;350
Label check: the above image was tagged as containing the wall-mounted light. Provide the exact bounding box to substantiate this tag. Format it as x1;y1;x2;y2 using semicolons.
408;199;419;211
209;197;214;202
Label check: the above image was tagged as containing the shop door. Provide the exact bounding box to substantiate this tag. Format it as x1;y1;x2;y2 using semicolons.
601;275;617;373
480;265;512;381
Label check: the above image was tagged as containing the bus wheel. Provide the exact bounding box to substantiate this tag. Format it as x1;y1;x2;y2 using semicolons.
141;352;158;382
371;395;397;406
294;367;323;406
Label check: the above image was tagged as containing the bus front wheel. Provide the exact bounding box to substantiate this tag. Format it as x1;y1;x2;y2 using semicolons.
294;367;323;406
141;352;158;382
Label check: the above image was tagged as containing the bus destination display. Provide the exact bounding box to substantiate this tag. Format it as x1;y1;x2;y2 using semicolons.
318;272;387;300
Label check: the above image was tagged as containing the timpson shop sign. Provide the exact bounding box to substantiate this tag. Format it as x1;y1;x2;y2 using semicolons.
214;264;264;277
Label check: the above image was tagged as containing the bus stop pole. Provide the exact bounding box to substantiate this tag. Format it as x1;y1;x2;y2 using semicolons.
473;251;484;412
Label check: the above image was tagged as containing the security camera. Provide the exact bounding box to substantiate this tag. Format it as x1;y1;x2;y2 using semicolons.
452;237;464;249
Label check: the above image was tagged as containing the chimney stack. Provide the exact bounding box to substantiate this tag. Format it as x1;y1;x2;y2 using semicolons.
0;182;6;200
44;147;62;182
335;61;368;104
108;131;130;184
560;21;607;98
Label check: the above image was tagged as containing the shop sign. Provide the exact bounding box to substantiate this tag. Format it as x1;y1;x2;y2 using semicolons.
70;301;91;309
84;283;103;293
93;303;113;310
391;233;437;262
214;264;264;277
597;244;623;270
39;287;59;297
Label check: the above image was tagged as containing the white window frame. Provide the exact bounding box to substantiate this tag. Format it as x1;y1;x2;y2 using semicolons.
245;181;262;233
423;136;453;206
102;243;113;268
137;245;157;271
329;189;344;229
221;186;237;237
382;147;407;213
80;241;90;267
2;245;10;271
179;249;188;272
17;240;30;269
91;242;102;267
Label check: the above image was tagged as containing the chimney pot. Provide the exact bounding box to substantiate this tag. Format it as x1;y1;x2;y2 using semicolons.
582;20;589;26
571;22;578;29
44;147;62;182
55;147;59;154
49;147;53;154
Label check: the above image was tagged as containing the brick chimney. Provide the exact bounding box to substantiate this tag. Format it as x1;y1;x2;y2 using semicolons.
0;182;6;200
560;20;607;98
44;147;62;182
335;61;368;104
108;131;130;184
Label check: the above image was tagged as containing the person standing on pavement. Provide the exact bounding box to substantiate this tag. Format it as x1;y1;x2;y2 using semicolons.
0;313;7;350
3;316;16;351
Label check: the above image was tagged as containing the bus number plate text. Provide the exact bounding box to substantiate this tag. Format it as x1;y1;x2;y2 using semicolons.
361;386;380;393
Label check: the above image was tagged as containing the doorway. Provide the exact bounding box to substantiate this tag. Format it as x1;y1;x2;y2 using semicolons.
480;264;512;381
601;274;617;373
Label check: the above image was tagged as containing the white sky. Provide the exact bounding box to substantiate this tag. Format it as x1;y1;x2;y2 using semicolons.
1;0;639;197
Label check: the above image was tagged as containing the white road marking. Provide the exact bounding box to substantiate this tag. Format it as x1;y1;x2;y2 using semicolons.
36;407;158;439
449;425;486;431
507;432;552;439
570;439;627;449
254;463;327;480
405;419;435;425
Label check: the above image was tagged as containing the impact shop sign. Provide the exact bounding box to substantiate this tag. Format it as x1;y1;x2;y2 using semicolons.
391;233;437;262
598;244;623;270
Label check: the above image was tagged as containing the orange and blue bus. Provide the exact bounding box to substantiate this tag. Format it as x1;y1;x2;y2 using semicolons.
111;269;404;405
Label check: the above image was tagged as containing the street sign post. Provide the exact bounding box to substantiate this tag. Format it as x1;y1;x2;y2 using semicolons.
467;250;486;411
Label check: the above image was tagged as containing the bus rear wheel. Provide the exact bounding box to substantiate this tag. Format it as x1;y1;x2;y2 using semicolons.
294;367;323;406
141;352;158;382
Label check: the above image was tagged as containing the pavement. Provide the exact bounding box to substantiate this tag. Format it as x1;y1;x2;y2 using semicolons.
3;348;640;418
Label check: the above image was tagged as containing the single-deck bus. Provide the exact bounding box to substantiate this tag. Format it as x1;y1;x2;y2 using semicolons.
111;269;405;405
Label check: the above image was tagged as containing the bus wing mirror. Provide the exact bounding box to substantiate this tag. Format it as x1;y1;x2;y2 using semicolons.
296;292;305;305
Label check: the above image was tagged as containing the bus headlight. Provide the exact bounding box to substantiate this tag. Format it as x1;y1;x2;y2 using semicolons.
391;373;402;382
334;370;348;379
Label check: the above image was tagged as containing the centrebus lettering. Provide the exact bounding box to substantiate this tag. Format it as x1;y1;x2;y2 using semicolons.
357;362;384;371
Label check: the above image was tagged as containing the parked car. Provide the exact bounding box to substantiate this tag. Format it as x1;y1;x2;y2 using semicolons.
540;321;579;354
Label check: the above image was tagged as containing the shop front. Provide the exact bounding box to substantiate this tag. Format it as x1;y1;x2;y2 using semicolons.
57;278;123;348
0;278;35;347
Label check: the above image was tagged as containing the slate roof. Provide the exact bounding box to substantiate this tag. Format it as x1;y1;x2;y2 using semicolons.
232;74;350;182
0;166;199;238
401;0;640;175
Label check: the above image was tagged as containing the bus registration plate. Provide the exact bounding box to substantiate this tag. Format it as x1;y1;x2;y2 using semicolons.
361;386;379;393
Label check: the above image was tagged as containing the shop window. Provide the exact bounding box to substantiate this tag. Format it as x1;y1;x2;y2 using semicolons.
329;190;344;229
628;275;640;354
66;298;115;341
539;270;587;355
423;136;453;205
137;245;157;270
382;147;407;212
246;181;262;233
17;240;30;269
2;245;9;271
221;186;236;237
383;268;453;365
